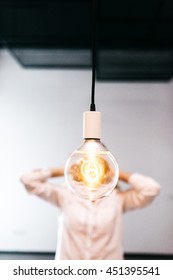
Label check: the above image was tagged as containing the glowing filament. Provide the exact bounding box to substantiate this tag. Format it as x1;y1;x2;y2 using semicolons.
81;157;104;186
68;153;116;193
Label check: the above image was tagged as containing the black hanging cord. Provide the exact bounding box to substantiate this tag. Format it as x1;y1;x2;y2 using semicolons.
90;0;96;111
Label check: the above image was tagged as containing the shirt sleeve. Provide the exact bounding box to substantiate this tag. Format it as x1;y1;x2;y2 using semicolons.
20;169;64;208
120;173;161;213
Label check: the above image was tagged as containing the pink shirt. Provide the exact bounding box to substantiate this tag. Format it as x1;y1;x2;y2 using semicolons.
20;170;160;260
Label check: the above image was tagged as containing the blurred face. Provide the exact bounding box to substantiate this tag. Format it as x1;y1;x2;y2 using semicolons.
69;155;114;189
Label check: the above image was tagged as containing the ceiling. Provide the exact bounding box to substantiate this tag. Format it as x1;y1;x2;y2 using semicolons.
0;0;173;80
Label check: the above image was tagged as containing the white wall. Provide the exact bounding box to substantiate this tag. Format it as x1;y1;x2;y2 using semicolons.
0;49;173;254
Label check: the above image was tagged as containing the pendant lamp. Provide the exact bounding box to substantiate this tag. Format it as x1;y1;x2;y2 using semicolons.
65;0;119;200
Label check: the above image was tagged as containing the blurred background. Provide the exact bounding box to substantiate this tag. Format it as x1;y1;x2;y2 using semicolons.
0;0;173;259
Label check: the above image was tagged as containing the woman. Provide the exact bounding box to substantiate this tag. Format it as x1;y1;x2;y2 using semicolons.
20;168;160;260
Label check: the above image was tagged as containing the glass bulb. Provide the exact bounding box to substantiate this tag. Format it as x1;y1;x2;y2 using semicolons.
65;139;119;200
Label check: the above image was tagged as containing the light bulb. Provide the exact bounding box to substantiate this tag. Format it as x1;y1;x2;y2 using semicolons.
65;112;119;200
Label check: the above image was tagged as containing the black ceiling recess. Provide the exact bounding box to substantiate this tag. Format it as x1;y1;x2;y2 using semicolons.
0;0;173;81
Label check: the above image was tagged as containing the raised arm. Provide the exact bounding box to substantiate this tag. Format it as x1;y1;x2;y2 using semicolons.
118;171;161;212
119;170;132;183
20;167;65;207
49;167;64;177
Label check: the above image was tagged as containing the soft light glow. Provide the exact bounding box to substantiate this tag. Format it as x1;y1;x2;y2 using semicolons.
65;140;119;200
81;155;104;187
